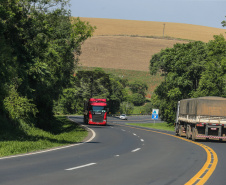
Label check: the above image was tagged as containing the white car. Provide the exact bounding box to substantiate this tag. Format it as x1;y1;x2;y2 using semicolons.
119;114;128;120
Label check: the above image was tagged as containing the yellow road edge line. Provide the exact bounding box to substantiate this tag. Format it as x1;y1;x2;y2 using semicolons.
118;124;218;185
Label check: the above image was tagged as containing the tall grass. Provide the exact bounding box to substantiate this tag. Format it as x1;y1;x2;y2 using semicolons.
0;116;87;157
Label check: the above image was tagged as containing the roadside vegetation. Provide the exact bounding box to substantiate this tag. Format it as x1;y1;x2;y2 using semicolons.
78;66;163;114
0;116;87;157
54;68;151;115
150;34;226;124
127;122;174;132
0;0;93;157
1;0;95;129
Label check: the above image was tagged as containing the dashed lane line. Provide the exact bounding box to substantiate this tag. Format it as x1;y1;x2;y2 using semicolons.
65;163;96;171
132;148;141;152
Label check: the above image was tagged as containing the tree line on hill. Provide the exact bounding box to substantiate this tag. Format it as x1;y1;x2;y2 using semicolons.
150;34;226;124
54;68;149;115
1;0;149;130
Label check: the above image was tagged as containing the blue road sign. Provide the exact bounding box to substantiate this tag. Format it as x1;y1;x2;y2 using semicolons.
152;109;159;120
152;114;158;120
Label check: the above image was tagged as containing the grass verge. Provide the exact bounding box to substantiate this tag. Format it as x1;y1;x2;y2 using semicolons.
127;122;174;132
0;116;87;157
133;106;145;114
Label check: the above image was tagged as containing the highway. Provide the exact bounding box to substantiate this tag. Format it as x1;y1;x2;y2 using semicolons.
0;115;224;185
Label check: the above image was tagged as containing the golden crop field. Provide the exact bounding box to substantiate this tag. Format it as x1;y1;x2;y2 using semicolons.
78;17;226;72
79;36;187;71
80;17;226;42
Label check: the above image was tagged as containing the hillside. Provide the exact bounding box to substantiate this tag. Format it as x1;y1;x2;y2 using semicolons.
79;36;187;71
80;17;226;42
78;18;226;72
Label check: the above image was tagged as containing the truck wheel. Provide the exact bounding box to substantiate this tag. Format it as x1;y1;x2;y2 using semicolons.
192;128;197;141
179;125;183;137
186;126;191;139
186;130;189;139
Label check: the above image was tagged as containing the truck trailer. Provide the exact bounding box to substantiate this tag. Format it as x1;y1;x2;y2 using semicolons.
175;96;226;141
84;98;108;125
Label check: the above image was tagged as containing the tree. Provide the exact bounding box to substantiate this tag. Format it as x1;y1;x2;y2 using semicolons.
1;0;95;128
150;36;226;124
120;102;134;114
129;93;146;106
193;35;226;97
129;81;148;98
141;102;153;115
54;68;130;115
221;16;226;27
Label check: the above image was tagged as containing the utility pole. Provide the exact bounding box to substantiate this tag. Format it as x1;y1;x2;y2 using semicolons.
90;72;93;98
163;23;165;38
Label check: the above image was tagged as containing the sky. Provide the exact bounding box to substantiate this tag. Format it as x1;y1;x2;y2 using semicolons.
69;0;226;29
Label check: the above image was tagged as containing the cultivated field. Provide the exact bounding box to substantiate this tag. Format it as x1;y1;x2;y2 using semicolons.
80;17;226;42
78;17;226;71
79;36;187;71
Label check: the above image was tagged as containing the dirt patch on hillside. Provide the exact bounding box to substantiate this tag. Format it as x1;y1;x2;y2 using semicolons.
79;36;187;71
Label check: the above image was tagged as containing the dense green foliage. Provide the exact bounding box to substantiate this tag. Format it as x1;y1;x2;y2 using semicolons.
120;101;134;114
1;0;94;129
150;35;226;124
221;16;226;27
54;68;149;114
54;68;112;114
129;81;147;105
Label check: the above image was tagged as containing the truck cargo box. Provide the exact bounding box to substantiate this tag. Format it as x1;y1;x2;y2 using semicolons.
179;96;226;117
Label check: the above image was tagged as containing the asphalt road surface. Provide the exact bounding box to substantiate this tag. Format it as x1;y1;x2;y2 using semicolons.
110;115;164;124
0;115;225;185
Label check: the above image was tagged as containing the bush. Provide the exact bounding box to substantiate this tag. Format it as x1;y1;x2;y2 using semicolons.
120;101;134;114
3;87;38;123
141;102;153;114
129;93;146;106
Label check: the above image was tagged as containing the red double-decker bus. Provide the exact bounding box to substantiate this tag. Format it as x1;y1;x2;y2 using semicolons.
84;98;108;125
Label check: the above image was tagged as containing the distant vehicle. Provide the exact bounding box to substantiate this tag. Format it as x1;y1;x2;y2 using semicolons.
119;114;128;120
84;98;108;125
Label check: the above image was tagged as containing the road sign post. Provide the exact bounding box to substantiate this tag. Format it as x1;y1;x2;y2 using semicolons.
152;109;159;124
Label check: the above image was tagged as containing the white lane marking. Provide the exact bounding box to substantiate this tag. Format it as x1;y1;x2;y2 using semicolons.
65;163;96;171
133;133;137;136
121;129;126;131
132;148;141;152
115;155;120;157
140;139;144;142
0;118;96;160
110;126;113;128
